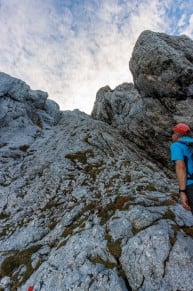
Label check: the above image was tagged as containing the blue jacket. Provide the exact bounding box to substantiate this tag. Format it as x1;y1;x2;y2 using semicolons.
170;136;193;186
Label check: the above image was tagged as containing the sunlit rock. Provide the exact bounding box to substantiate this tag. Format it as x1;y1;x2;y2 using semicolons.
92;82;173;170
0;72;60;162
1;31;193;290
129;30;193;100
92;31;193;171
120;220;172;290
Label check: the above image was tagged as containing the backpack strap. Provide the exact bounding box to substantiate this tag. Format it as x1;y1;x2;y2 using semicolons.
177;141;193;180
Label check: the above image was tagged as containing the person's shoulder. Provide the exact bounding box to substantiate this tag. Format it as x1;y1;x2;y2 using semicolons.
170;141;185;154
179;136;193;143
170;141;180;149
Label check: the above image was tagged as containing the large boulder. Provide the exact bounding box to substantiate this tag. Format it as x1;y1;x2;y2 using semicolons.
92;31;193;171
129;30;193;100
0;72;61;162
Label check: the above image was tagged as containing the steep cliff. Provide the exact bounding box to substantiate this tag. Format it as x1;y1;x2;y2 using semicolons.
92;30;193;171
1;31;193;291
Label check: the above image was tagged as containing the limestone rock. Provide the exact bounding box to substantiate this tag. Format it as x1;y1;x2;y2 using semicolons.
129;30;193;100
1;108;193;290
164;232;193;290
0;72;61;162
92;82;173;170
92;31;193;171
21;226;128;291
120;220;172;290
1;31;193;290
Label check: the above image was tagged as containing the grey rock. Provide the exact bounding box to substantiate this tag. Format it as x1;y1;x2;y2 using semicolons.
27;89;48;109
107;211;133;241
0;221;50;251
126;205;163;229
91;31;193;171
20;226;127;291
91;82;173;170
129;30;193;100
44;99;61;124
0;276;12;290
1;31;193;291
0;72;30;101
120;220;173;290
1;107;179;290
0;72;60;160
164;232;193;291
170;204;193;226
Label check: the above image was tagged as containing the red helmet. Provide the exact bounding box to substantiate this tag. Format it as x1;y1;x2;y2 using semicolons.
173;123;190;134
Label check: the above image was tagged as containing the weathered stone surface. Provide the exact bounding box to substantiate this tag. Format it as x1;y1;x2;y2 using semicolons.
0;72;61;163
92;82;173;170
1;106;193;290
120;220;172;290
129;30;193;100
164;232;193;290
1;31;193;290
20;226;127;291
92;31;193;171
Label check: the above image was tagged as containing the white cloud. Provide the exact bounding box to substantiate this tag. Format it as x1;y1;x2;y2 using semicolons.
179;14;193;37
0;0;192;113
178;13;187;27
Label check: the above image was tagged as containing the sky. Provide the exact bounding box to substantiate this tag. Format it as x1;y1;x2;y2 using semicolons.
0;0;193;114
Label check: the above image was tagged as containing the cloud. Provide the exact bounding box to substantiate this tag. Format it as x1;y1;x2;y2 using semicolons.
0;0;192;113
162;0;193;36
179;14;193;36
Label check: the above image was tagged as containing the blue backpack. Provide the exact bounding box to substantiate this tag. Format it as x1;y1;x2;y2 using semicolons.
178;140;193;180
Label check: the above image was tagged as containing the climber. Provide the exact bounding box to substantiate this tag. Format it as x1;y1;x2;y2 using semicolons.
170;123;193;213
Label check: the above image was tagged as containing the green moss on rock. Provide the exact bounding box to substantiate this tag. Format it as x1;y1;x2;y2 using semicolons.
182;226;193;238
65;149;93;164
99;196;134;224
107;239;122;259
19;145;29;152
1;245;41;288
89;255;117;269
163;208;176;221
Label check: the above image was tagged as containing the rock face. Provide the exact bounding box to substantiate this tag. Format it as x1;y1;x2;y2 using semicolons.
129;30;193;100
0;72;60;163
92;30;193;171
1;31;193;291
91;83;172;168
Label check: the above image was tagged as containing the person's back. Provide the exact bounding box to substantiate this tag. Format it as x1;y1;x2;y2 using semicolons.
170;123;193;213
171;136;193;184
